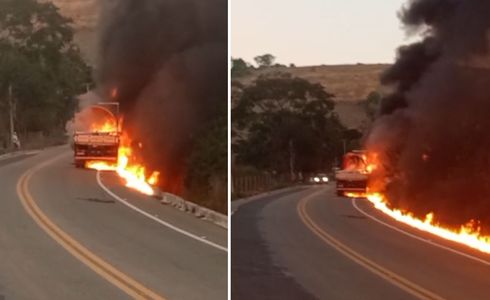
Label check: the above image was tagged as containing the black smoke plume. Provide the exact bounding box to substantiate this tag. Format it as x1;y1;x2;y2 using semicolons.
96;0;227;194
367;0;490;230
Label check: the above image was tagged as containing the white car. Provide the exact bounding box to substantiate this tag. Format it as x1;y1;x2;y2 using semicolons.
309;173;329;184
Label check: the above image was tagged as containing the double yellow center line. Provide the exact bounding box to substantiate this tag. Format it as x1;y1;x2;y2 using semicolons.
16;157;165;300
297;189;444;300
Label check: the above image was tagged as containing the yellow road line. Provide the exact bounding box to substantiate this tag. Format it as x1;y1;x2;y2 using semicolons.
16;156;166;300
297;190;444;300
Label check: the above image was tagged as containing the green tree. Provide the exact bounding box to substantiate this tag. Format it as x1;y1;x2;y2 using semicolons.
342;128;363;152
233;73;346;173
231;58;251;77
254;53;275;68
185;96;227;213
0;0;92;140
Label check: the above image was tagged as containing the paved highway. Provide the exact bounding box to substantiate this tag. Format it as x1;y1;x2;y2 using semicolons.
232;185;490;300
0;146;227;300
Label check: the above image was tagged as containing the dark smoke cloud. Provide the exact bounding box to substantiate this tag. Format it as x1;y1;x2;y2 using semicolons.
96;0;227;194
367;0;490;230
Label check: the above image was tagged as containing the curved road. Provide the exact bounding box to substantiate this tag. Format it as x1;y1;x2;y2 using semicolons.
232;185;490;300
0;146;227;300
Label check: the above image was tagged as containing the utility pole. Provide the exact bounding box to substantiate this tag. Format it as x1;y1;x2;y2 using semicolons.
289;139;295;182
8;83;14;149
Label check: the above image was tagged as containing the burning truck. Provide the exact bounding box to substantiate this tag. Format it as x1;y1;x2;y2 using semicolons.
335;150;377;197
73;103;120;168
70;101;160;196
73;132;120;168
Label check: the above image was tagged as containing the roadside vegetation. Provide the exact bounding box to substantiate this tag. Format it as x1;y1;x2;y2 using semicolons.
185;100;227;214
0;0;92;153
232;55;366;198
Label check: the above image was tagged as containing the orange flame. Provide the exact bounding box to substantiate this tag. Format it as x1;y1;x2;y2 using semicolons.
85;122;159;196
90;120;117;133
346;192;490;254
341;149;490;254
111;88;118;99
343;151;379;175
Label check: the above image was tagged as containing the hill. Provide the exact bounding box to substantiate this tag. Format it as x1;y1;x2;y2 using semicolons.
236;64;391;129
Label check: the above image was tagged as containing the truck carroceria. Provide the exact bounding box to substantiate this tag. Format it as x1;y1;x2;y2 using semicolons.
73;131;119;168
335;150;369;196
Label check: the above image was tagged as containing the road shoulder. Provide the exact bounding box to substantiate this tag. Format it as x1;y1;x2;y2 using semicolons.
232;187;318;300
231;185;308;214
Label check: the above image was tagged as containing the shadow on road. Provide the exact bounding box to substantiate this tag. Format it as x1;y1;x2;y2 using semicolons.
76;197;115;204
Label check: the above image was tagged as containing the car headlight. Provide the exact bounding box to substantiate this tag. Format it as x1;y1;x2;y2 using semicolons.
314;177;320;182
322;177;329;182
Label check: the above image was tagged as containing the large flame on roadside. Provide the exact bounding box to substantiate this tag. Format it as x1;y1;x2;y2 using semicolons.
345;152;490;254
85;123;159;196
347;192;490;254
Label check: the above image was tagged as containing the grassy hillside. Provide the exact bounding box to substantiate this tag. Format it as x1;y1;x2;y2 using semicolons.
44;0;99;65
236;64;390;129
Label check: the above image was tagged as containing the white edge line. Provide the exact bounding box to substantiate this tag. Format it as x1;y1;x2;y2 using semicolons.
96;171;228;253
351;198;490;266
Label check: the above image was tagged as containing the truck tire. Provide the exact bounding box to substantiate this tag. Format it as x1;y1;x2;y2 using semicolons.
336;190;344;197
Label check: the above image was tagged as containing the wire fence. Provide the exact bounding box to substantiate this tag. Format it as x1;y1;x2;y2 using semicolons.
232;173;291;199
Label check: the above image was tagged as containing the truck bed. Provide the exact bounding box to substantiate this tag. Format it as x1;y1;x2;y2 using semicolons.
73;132;120;168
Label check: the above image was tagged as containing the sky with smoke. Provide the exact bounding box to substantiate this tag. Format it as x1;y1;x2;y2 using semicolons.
96;0;227;193
367;0;490;230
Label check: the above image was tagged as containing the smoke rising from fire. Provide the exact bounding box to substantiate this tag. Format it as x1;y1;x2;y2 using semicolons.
367;0;490;229
96;0;227;194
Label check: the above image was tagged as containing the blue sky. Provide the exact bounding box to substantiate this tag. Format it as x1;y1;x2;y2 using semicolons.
232;0;409;66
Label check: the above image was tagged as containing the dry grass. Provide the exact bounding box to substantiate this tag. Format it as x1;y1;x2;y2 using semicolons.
236;64;391;128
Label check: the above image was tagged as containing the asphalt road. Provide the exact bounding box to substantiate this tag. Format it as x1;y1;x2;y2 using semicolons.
232;184;490;300
0;146;227;300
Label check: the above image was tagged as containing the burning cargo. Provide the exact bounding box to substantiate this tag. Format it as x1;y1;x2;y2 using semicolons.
72;103;120;168
335;151;369;196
